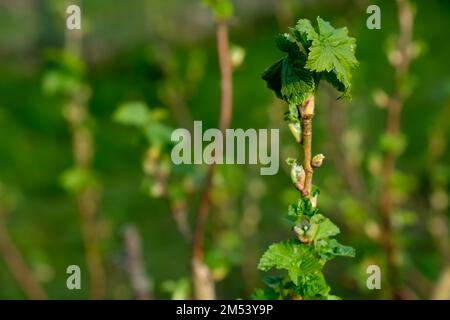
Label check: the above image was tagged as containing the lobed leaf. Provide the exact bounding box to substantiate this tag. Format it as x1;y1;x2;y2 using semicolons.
315;238;356;261
302;17;359;97
258;240;322;285
310;214;340;240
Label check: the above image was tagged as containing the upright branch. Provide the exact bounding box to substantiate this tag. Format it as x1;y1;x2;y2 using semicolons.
0;208;47;300
191;5;233;299
256;17;358;300
426;104;450;299
298;97;315;197
378;0;414;298
64;15;105;299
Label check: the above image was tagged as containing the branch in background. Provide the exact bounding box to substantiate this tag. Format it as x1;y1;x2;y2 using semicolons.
156;44;195;132
123;225;152;300
191;19;233;300
239;176;265;294
217;22;233;134
0;209;47;300
378;0;414;299
64;15;105;299
143;148;192;242
426;105;450;299
326;90;369;209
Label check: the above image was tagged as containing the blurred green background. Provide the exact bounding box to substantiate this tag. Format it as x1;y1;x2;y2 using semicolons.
0;0;449;299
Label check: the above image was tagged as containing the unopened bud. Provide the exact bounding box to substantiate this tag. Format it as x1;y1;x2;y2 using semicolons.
311;154;325;168
230;45;246;69
288;122;302;143
290;163;305;185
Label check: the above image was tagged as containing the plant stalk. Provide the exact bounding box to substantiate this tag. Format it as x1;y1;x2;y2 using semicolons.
0;211;47;300
191;20;233;300
64;13;105;299
298;96;315;198
378;0;413;299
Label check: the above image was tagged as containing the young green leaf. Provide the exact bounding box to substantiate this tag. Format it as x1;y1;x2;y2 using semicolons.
203;0;233;21
298;272;330;299
315;238;356;261
59;167;95;193
258;240;322;285
301;17;359;96
310;214;340;240
114;101;151;127
262;34;315;106
251;288;279;300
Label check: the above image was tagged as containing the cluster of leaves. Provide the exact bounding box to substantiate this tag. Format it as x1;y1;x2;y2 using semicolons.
254;197;354;299
262;17;359;106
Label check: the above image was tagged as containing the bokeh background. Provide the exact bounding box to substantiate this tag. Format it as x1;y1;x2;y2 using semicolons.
0;0;449;299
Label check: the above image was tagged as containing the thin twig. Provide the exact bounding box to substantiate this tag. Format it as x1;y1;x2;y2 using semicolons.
64;12;105;299
157;44;195;132
426;106;450;299
298;97;315;197
0;209;47;299
326;91;369;208
378;0;414;299
191;21;233;300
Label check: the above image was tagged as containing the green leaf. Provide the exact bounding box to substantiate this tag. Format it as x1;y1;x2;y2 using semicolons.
161;278;191;300
262;34;315;106
275;33;301;56
301;17;359;96
315;238;355;261
258;240;322;285
280;57;315;105
44;49;86;77
310;214;340;240
113;101;151;127
286;197;319;226
114;102;172;147
379;132;407;155
284;104;300;122
292;19;317;50
251;288;279;300
261;59;283;100
299;272;330;299
262;275;285;290
143;122;173;147
203;0;233;20
42;70;86;97
297;197;318;217
59;167;95;193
